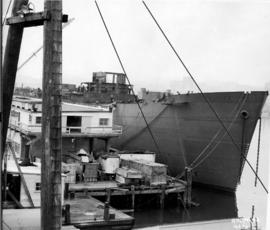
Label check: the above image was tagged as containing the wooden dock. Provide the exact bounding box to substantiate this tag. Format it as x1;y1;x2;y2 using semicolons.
3;196;134;230
68;181;186;196
64;195;134;229
137;218;259;230
66;180;187;210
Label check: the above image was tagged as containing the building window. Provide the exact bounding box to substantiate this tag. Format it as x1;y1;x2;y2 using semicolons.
29;115;32;122
36;116;41;124
99;118;109;126
67;116;82;133
35;182;41;191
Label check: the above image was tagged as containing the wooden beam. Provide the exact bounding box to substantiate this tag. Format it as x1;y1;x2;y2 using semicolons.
0;0;2;226
8;142;35;207
2;0;28;158
6;12;68;27
41;0;63;229
6;12;50;27
6;190;24;208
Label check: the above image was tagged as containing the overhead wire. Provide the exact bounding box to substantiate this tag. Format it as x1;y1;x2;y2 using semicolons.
94;0;162;157
2;0;12;26
17;18;75;71
142;1;268;194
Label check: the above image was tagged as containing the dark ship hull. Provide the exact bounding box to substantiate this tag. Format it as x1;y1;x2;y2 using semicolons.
111;91;268;191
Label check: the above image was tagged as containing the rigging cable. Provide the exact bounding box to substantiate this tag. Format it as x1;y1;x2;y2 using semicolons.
175;95;247;179
94;1;162;157
254;117;262;187
189;94;246;168
142;1;268;194
17;18;75;71
192;94;248;170
2;0;12;26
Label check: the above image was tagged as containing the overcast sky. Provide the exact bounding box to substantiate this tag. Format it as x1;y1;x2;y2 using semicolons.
3;0;270;93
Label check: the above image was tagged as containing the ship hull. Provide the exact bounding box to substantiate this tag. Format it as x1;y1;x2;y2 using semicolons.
111;91;268;191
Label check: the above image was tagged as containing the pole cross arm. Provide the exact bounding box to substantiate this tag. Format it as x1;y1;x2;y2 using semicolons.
5;12;68;27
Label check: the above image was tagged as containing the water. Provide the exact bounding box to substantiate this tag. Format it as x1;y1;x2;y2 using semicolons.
133;100;270;229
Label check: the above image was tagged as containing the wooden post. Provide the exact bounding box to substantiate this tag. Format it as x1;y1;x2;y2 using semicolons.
64;204;70;224
104;138;110;152
131;185;135;210
184;167;192;208
41;0;63;229
0;1;2;226
160;185;165;209
88;138;94;154
3;149;8;202
104;201;110;221
2;0;29;157
64;183;69;199
106;188;111;204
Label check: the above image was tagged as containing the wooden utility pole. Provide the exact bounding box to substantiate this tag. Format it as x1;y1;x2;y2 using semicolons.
41;0;63;229
0;1;3;227
2;0;28;227
2;0;29;158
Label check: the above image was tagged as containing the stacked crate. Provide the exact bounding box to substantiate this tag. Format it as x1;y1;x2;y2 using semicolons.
115;167;143;185
121;159;167;186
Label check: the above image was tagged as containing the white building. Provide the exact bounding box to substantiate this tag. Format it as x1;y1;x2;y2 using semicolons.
8;96;122;161
9;96;122;136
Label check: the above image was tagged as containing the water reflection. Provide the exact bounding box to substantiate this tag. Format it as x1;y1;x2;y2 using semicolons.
134;186;238;228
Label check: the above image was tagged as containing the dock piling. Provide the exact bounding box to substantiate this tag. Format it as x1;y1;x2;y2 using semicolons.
106;188;111;204
160;185;166;209
184;167;192;208
104;201;110;221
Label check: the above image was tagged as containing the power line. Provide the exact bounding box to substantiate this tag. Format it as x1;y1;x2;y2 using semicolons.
142;0;268;194
94;0;162;157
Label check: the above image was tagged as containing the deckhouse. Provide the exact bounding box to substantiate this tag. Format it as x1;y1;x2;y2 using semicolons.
8;96;122;161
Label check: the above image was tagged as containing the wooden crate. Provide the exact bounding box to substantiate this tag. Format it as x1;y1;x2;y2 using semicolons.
83;162;99;182
121;159;167;186
115;174;141;185
116;167;142;179
62;163;80;184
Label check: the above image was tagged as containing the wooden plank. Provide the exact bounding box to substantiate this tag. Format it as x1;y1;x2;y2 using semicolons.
41;0;63;229
69;181;118;191
8;142;34;207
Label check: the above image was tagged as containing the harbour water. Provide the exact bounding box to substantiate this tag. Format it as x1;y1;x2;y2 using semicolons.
133;99;270;229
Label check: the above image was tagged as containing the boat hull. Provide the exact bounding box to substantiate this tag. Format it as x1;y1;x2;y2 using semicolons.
111;91;268;191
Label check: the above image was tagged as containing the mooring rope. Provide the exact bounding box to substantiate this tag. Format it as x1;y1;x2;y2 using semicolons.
94;1;162;157
142;1;268;194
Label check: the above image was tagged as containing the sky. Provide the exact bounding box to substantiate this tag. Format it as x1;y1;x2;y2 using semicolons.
2;0;270;93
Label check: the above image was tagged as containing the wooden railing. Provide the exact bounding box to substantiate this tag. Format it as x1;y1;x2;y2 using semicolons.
9;121;122;135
